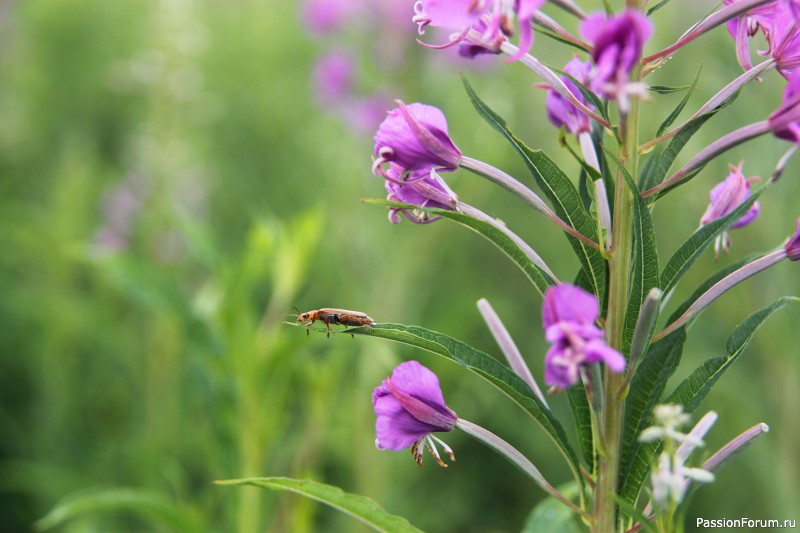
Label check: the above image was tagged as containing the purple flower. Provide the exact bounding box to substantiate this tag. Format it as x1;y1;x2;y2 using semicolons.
726;0;800;75
542;284;625;390
545;56;595;137
580;9;652;101
311;52;355;106
769;72;800;142
384;164;458;224
700;162;760;228
786;216;800;260
724;0;779;71
413;0;545;60
373;360;458;466
373;102;462;175
700;162;760;257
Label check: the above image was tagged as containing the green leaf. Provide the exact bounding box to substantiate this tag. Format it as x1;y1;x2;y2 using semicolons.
622;297;797;504
216;477;423;533
463;77;607;303
363;199;555;295
638;113;715;193
606;150;660;355
647;0;673;15
619;330;687;504
648;85;692;94
668;297;799;412
36;487;203;532
659;183;768;297
336;322;584;490
656;65;702;137
567;386;594;472
522;483;583;533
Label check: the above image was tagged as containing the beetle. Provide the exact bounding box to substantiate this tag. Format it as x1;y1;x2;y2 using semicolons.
295;308;376;337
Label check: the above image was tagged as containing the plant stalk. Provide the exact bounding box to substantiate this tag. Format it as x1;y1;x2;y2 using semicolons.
594;3;643;525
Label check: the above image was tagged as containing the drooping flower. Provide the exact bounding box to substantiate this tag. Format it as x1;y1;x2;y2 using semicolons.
373;360;458;466
544;56;595;137
541;284;625;390
384;164;458;223
700;162;760;256
785;216;800;260
413;0;546;60
725;0;800;75
373;102;462;176
769;71;800;142
580;9;652;107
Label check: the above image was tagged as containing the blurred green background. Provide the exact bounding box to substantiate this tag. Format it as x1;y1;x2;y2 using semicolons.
0;0;798;531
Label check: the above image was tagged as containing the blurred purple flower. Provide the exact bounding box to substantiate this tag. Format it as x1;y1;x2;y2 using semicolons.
346;93;393;134
93;172;148;253
786;216;800;260
725;0;800;74
580;9;652;102
373;360;457;466
311;52;355;106
542;284;625;390
373;102;462;175
545;56;595;137
384;164;458;224
301;0;357;34
769;71;800;142
700;162;760;228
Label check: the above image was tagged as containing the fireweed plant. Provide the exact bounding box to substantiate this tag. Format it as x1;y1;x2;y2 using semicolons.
220;1;800;532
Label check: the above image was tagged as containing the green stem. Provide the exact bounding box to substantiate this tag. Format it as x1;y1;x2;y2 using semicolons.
593;1;643;526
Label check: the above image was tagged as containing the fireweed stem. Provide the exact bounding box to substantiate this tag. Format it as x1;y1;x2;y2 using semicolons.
595;4;643;525
639;59;776;153
655;249;787;341
455;418;591;519
476;298;549;408
460;156;602;251
642;0;776;66
642;120;772;198
458;203;560;282
499;41;612;129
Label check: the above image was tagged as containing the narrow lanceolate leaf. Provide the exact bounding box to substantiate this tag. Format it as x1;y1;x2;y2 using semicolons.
659;183;768;296
668;297;799;412
619;330;687;505
638;113;715;192
35;487;204;533
463;77;607;303
216;478;423;533
656;65;702;137
567;385;594;472
342;322;584;491
621;297;797;504
607;151;660;355
648;84;692;94
362;199;555;295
